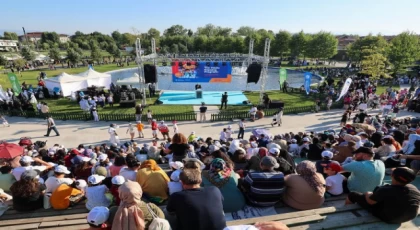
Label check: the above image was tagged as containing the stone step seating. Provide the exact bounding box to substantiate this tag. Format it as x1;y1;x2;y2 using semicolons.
1;194;419;230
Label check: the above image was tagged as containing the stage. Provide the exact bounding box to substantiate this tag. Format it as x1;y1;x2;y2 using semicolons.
158;91;248;105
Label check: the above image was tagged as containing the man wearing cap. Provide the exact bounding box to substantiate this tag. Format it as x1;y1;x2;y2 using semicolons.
45;165;74;193
346;167;420;224
342;147;385;193
12;156;53;181
241;156;285;207
268;147;295;175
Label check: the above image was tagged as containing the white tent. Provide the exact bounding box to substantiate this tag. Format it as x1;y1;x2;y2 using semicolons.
74;69;112;89
115;73;140;86
44;72;88;97
34;54;49;61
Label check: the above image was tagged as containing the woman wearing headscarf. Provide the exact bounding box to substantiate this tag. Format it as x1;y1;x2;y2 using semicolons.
136;160;170;204
283;161;326;210
201;158;245;213
276;149;296;175
247;147;268;171
110;181;166;230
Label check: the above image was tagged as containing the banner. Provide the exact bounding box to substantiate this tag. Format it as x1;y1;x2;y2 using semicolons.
172;61;232;83
279;68;287;87
304;72;312;95
336;78;352;101
7;73;21;96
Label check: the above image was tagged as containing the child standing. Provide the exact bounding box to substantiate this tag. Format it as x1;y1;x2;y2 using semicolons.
324;162;345;196
107;94;114;107
126;123;135;141
92;107;99;122
85;175;111;210
172;120;179;134
151;119;158;139
136;121;144;138
147;110;153;124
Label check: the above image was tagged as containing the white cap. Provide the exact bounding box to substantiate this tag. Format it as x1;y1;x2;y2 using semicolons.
160;120;164;123
81;156;91;162
269;148;280;155
87;206;110;227
54;165;71;174
48;151;55;156
88;175;106;185
322;151;334;159
75;179;87;190
111;175;125;185
171;170;181;182
169;161;184;170
291;139;297;143
302;137;310;142
38;177;45;184
98;154;108;162
227;125;232;129
20;156;34;163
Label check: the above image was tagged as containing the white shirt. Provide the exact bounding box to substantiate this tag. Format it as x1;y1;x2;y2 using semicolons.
239;121;245;128
168;181;183;195
119;168;137;181
359;103;367;111
173;124;179;133
220;131;227;142
47;117;55;127
288;144;300;156
325;173;345;195
12;166;47;181
45;177;74;193
147;112;152;118
225;129;233;139
85;185;110;210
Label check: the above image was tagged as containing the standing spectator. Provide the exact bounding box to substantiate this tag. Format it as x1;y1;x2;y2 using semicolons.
199;102;207;122
166;169;227;230
151;119;158;139
342;147;385;193
346;167;420;224
241;156;285;207
92;107;99;122
107;94;114;107
172;120;179;134
158;121;170;140
136;121;144;138
238;118;246;139
44;115;60;137
147;110;153;124
126;123;135;141
165;133;190;162
41;102;49;118
135;104;143;121
220;92;228;109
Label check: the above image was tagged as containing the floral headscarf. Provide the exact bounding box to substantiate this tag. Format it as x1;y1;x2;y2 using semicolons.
296;161;325;196
206;158;232;187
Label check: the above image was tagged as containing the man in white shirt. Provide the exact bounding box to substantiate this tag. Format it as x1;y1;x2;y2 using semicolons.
249;106;258;121
45;165;74;193
225;125;233;140
219;128;227;143
12;156;53;181
238;118;246;139
45;115;60;137
359;101;368;112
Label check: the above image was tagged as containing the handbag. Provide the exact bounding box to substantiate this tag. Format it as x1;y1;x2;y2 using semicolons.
146;203;171;230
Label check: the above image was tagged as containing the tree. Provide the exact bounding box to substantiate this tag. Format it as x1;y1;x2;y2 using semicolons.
66;48;81;66
41;32;60;45
90;42;102;64
147;28;160;40
49;48;61;63
161;46;169;54
107;43;121;58
14;59;26;69
20;47;35;61
121;33;136;46
170;44;179;53
306;31;338;61
42;43;50;51
388;32;420;74
290;31;310;58
111;31;122;45
272;30;292;58
236;26;255;37
3;32;18;40
164;25;188;36
360;47;388;79
346;34;388;63
187;29;194;37
0;55;7;66
193;35;208;52
178;43;188;53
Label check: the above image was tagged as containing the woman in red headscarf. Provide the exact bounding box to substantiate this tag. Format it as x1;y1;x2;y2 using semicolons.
246;147;268;171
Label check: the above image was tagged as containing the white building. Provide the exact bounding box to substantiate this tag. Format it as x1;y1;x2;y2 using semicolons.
0;40;19;51
59;34;70;43
18;32;70;43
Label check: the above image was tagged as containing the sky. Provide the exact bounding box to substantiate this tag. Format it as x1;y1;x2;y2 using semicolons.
1;0;419;36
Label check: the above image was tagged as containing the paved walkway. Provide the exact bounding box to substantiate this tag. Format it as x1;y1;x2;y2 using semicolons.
1;109;418;147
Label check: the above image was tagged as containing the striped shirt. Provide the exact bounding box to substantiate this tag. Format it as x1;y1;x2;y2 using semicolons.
242;171;285;207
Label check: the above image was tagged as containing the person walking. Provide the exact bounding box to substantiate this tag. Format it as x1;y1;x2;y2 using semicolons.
44;115;60;137
220;92;228;110
136;121;144;138
199;102;207;122
135;104;143;121
238;118;246;139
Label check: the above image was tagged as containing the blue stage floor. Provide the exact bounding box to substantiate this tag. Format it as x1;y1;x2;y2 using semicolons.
158;91;248;105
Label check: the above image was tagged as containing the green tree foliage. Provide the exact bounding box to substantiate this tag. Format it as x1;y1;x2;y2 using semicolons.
360;47;388;79
66;48;82;66
306;31;338;61
14;59;26;69
346;34;388;63
107;43;121;58
48;48;61;63
20;47;35;61
3;32;18;40
0;55;7;66
388;32;420;74
170;44;179;53
290;31;310;58
41;32;60;45
42;43;50;51
272;30;291;58
236;26;256;37
111;31;122;46
90;41;102;64
164;25;188;36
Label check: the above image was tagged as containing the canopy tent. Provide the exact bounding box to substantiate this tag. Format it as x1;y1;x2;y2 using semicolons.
34;54;50;61
44;72;88;97
115;73;140;86
74;69;112;89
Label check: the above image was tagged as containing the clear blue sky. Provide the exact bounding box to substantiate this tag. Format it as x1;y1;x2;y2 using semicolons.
1;0;419;36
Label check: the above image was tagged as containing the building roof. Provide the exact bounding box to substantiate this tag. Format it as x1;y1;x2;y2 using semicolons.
18;32;69;38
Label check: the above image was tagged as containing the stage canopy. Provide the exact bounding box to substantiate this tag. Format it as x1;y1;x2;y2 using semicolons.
74;69;112;89
44;72;88;97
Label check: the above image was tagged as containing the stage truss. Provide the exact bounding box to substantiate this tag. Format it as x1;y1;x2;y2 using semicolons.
259;38;271;104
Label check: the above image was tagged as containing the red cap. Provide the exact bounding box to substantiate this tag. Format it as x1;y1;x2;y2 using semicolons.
326;162;342;172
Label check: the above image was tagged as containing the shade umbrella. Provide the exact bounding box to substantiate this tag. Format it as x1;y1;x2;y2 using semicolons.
0;143;24;159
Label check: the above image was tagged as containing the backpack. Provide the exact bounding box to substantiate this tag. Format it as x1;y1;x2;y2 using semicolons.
146;203;171;230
